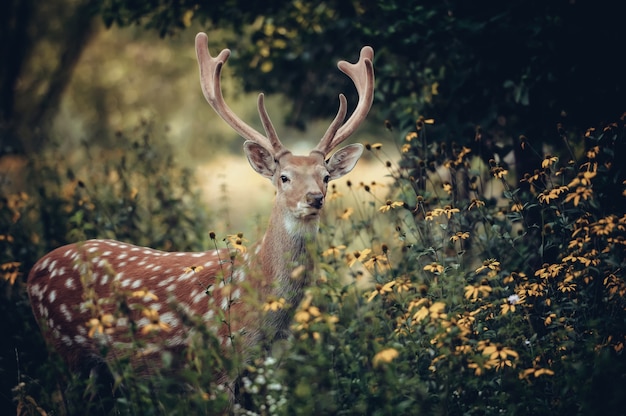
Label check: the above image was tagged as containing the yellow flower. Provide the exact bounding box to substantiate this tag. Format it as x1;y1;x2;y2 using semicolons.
423;262;444;274
226;233;248;253
442;205;460;219
322;244;346;258
362;254;390;271
468;199;485;210
412;301;446;322
346;248;371;267
564;186;593;206
1;261;20;285
541;155;558;169
263;298;286;312
131;290;159;301
141;308;171;335
340;207;354;220
464;284;492;301
450;232;470;243
475;259;500;274
405;132;418;141
482;344;519;361
519;367;555;380
378;200;404;212
367;281;396;302
86;313;116;338
183;265;204;273
394;277;413;293
491;166;508;179
372;348;399;367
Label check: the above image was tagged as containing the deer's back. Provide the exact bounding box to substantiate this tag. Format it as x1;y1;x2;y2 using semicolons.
27;239;244;371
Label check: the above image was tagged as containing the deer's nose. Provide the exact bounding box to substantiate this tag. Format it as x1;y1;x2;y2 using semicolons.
306;192;324;209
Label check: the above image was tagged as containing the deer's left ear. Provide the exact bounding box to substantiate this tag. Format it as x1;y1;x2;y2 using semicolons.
326;143;364;180
244;141;276;178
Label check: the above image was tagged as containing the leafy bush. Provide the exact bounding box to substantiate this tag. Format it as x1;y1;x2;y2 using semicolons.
2;114;625;415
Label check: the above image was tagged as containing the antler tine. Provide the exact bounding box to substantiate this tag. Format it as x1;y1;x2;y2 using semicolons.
195;32;285;153
257;93;288;156
315;46;375;155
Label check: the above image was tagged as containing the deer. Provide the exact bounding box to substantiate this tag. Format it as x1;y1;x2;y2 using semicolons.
26;32;374;406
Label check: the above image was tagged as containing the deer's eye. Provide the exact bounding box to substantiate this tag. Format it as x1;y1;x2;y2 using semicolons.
280;175;290;183
323;175;331;184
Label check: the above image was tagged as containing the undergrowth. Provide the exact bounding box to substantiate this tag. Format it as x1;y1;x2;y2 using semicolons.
2;114;625;415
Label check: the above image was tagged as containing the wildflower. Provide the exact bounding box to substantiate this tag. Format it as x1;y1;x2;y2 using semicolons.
541;155;558;169
535;263;563;279
567;166;597;187
372;348;399;367
131;289;159;301
140;309;171;334
564;186;593;206
294;305;321;325
322;244;346;258
442;182;453;195
327;188;344;201
394;277;413;293
86;313;116;338
263;298;286;312
501;294;524;315
367;281;396;302
1;261;20;285
475;259;501;274
340;207;354;220
363;254;390;271
464;284;492;301
226;233;248;253
346;248;371;267
491;166;508;179
442;205;460;219
468;199;485;210
519;367;555;380
405;132;418;141
482;344;519;370
450;232;470;243
413;301;446;322
183;265;204;273
378;200;404;212
423;262;444;274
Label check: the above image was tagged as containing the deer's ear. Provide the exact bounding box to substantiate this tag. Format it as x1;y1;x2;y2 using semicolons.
326;143;364;180
244;141;276;178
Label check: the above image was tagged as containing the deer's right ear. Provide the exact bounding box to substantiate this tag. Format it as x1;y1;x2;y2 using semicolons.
244;141;276;178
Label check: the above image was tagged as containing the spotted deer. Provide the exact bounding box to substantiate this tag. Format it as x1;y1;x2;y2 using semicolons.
27;33;374;396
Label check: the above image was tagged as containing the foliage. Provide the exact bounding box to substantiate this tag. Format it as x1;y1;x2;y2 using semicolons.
98;0;624;142
4;111;624;414
0;122;212;413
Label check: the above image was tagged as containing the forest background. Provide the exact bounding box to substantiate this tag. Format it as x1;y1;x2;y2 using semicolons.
1;0;624;414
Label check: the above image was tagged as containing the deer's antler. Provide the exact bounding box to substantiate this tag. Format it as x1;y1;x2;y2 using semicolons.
314;46;375;156
195;32;286;155
196;32;374;158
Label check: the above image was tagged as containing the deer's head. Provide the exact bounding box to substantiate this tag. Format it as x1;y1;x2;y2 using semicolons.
195;33;374;226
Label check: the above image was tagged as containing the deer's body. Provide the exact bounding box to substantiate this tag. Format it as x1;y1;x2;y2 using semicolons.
27;32;374;397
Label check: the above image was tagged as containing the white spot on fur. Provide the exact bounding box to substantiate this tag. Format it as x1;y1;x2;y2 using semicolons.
64;277;75;289
60;304;72;321
74;335;87;344
157;276;176;288
49;290;57;303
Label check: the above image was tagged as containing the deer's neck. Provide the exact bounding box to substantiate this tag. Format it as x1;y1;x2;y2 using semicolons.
252;206;319;341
